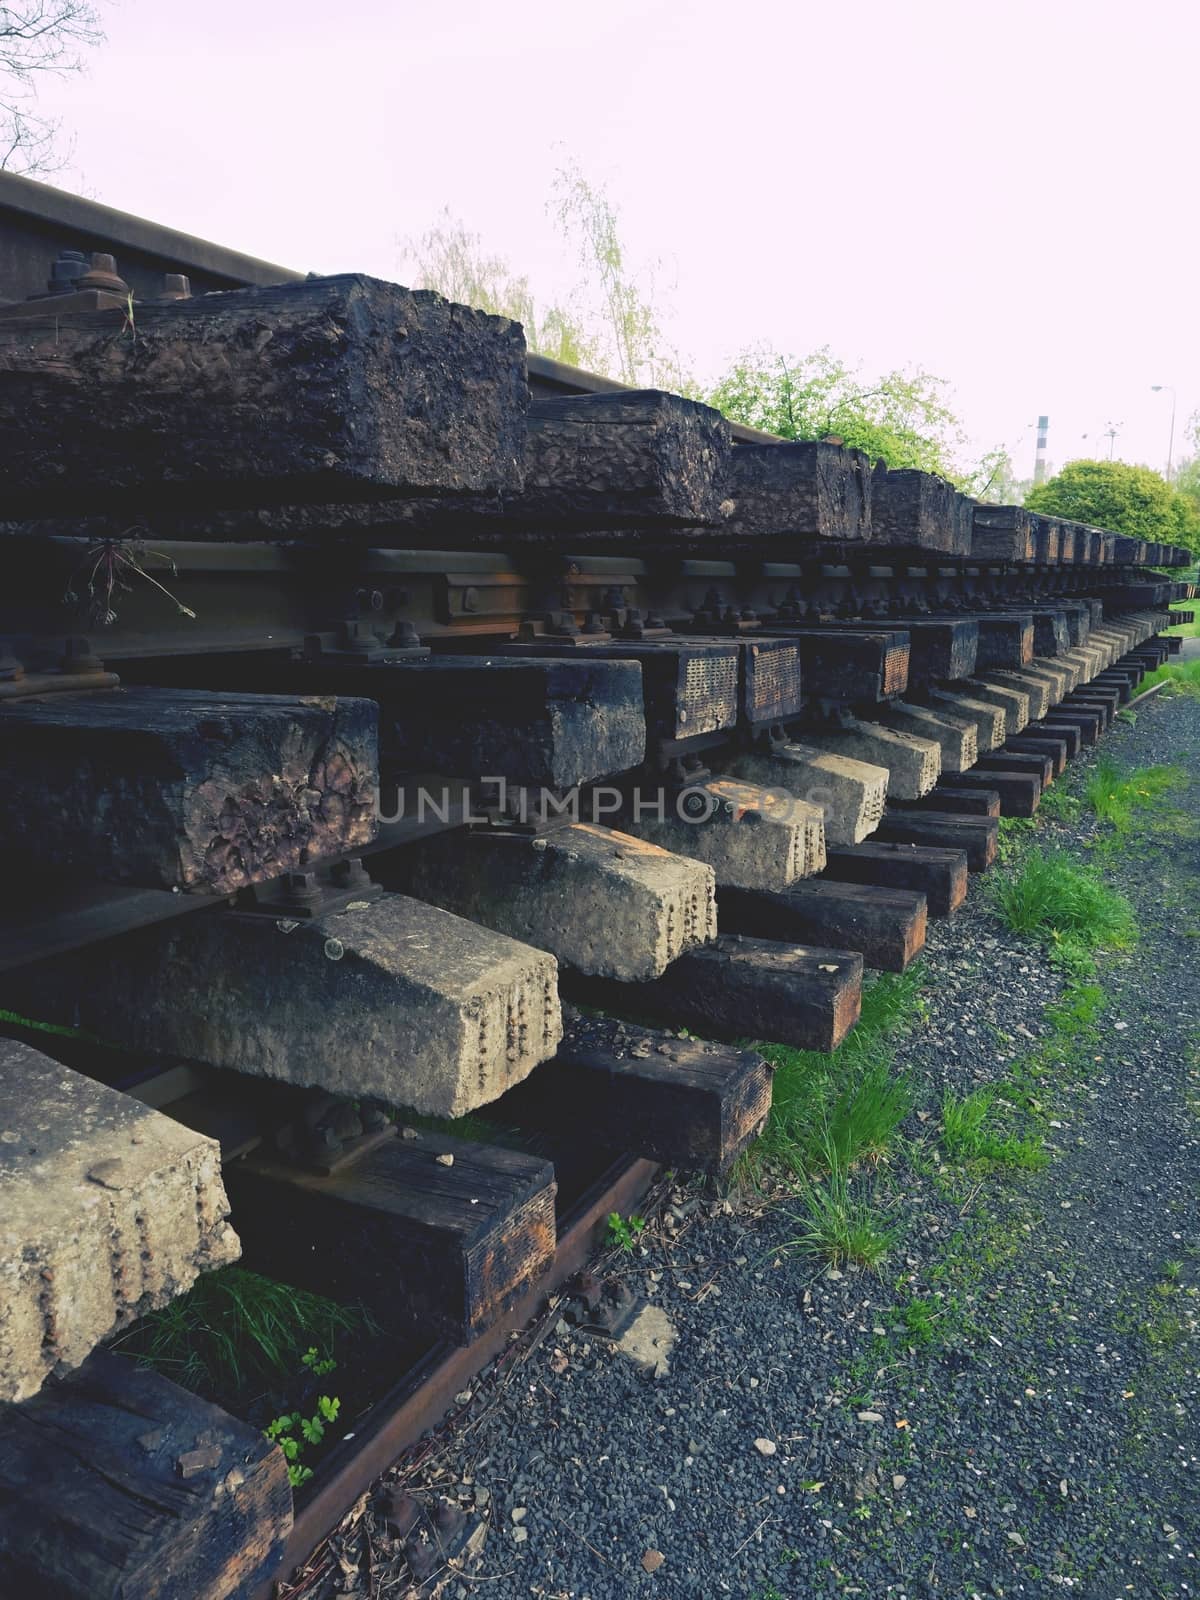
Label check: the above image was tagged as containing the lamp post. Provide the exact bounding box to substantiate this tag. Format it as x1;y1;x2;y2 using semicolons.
1151;385;1177;481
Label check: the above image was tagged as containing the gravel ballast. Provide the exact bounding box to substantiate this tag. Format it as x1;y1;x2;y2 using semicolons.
322;689;1200;1600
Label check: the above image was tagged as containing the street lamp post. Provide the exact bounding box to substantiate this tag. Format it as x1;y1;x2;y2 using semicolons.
1151;385;1177;481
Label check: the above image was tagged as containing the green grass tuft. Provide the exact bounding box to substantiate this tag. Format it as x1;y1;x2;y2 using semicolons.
941;1087;1049;1170
1138;658;1200;698
784;1141;897;1269
113;1266;367;1400
743;969;924;1183
990;847;1137;962
1084;755;1182;833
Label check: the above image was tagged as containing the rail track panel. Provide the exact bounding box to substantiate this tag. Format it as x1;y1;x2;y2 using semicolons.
0;178;1192;1600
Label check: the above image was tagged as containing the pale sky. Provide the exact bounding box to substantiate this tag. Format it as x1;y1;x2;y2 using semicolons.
35;0;1199;480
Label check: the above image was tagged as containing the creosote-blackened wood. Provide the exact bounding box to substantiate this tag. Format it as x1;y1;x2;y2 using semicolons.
0;1348;291;1600
977;749;1055;788
972;614;1035;669
949;768;1041;817
903;618;979;681
223;1131;556;1346
717;440;873;544
870;466;968;554
673;633;804;727
517;390;732;527
1092;671;1136;703
1065;691;1115;727
971;505;1035;562
873;810;998;870
496;1014;771;1173
568;936;863;1054
1006;733;1069;777
493;638;739;740
822;841;968;917
291;655;647;789
765;626;910;701
1028;720;1082;758
718;880;926;972
0;275;528;513
893;787;1002;818
0;686;377;892
1043;709;1102;745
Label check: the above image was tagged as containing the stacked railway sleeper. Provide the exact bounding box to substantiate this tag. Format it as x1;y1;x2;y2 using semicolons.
0;179;1192;1599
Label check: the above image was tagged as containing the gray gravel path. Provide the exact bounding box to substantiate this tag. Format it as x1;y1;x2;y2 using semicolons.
357;690;1200;1600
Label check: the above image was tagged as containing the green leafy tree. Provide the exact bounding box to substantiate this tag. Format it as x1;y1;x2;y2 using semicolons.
403;169;689;389
1173;455;1200;545
402;210;600;369
708;346;1000;493
1026;459;1200;550
550;162;691;390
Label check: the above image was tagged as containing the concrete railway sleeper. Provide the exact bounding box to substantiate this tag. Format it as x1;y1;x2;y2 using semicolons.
0;181;1191;1599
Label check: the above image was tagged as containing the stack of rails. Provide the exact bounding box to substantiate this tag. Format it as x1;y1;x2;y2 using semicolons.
0;173;1190;1599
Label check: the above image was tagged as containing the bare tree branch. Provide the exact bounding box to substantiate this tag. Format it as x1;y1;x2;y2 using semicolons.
0;0;103;175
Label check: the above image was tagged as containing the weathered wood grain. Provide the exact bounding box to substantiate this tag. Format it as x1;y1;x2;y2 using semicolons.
0;687;377;892
0;1348;291;1600
224;1130;556;1345
718;879;927;972
0;275;528;513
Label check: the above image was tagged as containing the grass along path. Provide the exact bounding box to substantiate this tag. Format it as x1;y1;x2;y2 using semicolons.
355;692;1200;1600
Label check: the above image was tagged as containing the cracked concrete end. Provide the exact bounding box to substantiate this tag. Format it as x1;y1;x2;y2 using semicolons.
402;822;716;982
613;1304;677;1378
801;719;941;800
0;1040;240;1404
729;745;888;846
622;776;826;891
927;689;1007;752
15;895;563;1119
879;701;977;773
974;669;1052;721
959;677;1031;736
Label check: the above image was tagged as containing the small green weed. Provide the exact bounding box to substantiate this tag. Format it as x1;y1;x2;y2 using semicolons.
990;847;1136;961
605;1211;646;1253
265;1393;342;1489
1036;784;1081;823
784;1144;896;1269
892;1294;940;1347
941;1087;1048;1170
1045;979;1105;1035
997;815;1037;861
